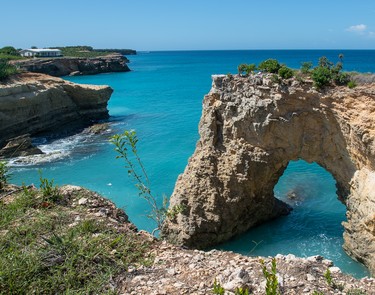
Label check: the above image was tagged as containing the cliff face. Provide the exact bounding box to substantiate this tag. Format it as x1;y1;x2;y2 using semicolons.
0;73;113;147
11;53;130;77
163;74;375;275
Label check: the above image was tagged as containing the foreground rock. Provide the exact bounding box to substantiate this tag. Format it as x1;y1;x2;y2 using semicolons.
1;184;374;293
163;74;375;276
11;53;130;77
122;244;375;294
0;72;113;149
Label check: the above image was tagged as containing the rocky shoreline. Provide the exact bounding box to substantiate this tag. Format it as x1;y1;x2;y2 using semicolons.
0;72;113;154
1;184;374;294
11;53;130;77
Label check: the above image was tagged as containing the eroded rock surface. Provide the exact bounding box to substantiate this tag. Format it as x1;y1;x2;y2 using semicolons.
0;72;113;148
11;53;130;77
163;74;375;275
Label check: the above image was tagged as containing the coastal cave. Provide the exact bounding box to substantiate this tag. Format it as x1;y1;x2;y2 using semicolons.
162;74;375;275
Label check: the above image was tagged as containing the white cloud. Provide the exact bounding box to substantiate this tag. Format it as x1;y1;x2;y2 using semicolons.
346;24;367;33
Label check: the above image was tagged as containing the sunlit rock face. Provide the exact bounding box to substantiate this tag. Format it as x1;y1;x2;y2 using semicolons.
162;74;375;275
0;72;112;148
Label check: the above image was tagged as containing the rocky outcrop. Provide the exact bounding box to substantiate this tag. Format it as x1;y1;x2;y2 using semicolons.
0;72;112;149
163;74;375;275
124;246;375;294
0;134;43;158
2;183;374;293
11;53;130;77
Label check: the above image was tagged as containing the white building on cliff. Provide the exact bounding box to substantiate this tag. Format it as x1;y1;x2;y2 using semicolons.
19;48;62;57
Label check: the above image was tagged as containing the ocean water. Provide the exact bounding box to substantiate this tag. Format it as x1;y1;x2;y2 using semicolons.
10;50;375;277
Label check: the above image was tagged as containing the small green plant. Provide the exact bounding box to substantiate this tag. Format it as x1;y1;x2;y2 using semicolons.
38;170;60;203
0;161;11;190
278;66;294;79
245;64;257;75
260;258;279;295
238;64;257;76
271;74;281;84
238;64;248;76
312;291;324;295
235;287;250;295
301;61;313;74
311;66;332;88
0;61;18;81
258;59;281;73
212;279;225;295
324;268;344;291
164;198;185;220
111;130;167;232
324;268;333;285
226;73;233;79
334;72;351;86
348;80;357;89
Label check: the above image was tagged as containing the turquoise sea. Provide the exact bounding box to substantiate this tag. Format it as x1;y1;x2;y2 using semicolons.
11;50;375;277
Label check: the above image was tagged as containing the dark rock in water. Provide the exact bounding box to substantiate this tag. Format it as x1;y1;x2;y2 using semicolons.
11;53;130;77
83;123;111;135
287;191;297;200
0;134;43;158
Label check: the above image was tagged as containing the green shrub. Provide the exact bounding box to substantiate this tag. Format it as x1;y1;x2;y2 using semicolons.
235;287;250;295
0;46;20;57
258;59;281;73
318;56;334;68
0;161;11;190
260;258;279;295
278;66;294;79
245;64;257;75
301;61;313;74
238;64;248;76
334;72;351;86
212;279;225;295
238;64;256;76
311;66;333;88
348;80;357;89
0;61;18;81
38;170;60;203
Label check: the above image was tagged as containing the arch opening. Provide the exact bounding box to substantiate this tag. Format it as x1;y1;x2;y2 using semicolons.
217;159;370;278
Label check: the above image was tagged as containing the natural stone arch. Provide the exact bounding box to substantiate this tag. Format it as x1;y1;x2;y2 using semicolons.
162;74;375;275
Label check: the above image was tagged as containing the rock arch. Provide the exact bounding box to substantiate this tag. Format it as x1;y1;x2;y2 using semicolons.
163;74;375;275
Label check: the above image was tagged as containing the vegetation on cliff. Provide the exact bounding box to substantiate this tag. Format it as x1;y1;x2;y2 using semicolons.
0;46;23;61
0;181;153;294
0;60;18;81
237;55;355;90
54;46;135;58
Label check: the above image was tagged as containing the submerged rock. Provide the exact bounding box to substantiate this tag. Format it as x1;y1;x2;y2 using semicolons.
163;74;375;276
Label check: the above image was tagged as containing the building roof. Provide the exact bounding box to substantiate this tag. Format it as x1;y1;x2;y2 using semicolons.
20;48;61;53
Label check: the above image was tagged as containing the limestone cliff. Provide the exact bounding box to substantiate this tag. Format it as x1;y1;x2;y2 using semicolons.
11;53;130;77
163;74;375;275
0;72;113;148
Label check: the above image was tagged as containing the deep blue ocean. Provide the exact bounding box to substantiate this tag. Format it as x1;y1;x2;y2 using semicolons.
11;50;375;277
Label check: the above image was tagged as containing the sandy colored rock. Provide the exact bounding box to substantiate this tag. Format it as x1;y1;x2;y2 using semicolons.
163;73;375;276
0;72;112;148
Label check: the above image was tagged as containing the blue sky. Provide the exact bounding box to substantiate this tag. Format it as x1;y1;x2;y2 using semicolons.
2;0;375;50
